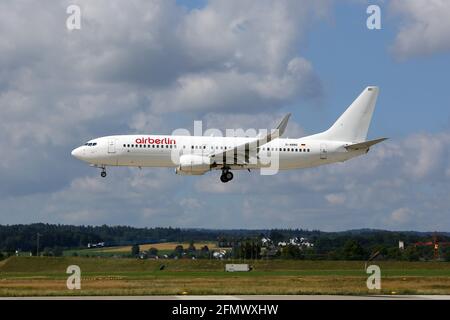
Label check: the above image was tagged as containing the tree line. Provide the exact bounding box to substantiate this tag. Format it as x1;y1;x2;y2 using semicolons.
1;223;449;261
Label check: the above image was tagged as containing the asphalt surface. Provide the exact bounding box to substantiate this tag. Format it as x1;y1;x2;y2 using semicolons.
1;295;450;300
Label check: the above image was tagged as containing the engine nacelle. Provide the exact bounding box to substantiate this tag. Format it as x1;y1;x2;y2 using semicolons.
175;154;211;175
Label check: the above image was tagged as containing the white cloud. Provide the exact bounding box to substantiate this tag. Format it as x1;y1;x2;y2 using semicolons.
389;207;412;224
0;0;328;199
390;0;450;58
325;193;346;205
0;1;449;231
192;131;450;230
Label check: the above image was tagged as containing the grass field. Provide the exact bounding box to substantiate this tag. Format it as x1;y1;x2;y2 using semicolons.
1;257;450;296
64;241;223;257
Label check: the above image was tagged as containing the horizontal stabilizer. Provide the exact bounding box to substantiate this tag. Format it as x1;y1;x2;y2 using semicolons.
345;137;388;151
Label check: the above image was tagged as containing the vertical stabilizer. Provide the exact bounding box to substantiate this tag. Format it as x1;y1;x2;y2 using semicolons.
310;86;379;142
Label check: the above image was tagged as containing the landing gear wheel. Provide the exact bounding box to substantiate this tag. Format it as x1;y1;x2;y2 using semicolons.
101;171;107;178
220;168;233;183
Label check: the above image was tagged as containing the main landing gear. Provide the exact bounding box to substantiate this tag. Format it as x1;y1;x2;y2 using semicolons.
220;168;233;183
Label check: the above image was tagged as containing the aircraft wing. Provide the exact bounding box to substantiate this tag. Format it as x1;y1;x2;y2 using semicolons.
210;113;291;164
345;137;388;151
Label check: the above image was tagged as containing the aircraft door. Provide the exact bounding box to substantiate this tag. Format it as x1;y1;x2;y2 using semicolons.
320;143;327;159
108;139;116;153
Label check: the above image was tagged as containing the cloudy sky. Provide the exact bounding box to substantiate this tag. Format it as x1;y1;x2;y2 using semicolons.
0;0;449;231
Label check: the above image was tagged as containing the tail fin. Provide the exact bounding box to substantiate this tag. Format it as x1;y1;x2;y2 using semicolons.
311;86;379;142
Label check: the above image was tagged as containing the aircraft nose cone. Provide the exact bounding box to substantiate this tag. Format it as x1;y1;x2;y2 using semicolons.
71;147;83;159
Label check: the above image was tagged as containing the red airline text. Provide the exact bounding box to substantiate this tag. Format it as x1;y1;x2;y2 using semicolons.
135;137;176;145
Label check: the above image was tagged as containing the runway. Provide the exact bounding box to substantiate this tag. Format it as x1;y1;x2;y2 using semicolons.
1;295;450;300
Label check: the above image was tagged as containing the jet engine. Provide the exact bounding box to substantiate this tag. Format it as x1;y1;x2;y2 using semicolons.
175;154;211;175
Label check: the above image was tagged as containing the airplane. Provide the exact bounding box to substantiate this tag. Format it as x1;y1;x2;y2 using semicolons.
71;86;387;183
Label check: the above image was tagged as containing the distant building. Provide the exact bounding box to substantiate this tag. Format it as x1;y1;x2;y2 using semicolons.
278;237;314;248
213;250;227;259
261;237;272;247
87;242;105;249
399;241;405;250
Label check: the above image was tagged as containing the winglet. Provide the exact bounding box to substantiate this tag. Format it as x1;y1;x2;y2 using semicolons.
276;113;291;137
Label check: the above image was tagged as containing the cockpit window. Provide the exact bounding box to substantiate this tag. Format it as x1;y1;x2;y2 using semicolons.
85;142;97;146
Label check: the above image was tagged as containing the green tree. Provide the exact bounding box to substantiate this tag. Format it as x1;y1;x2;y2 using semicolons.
239;240;261;259
280;245;304;259
131;244;140;257
53;246;63;257
148;247;158;256
42;247;53;257
269;231;284;244
403;246;420;261
386;247;402;260
188;241;196;253
342;240;366;260
174;245;184;257
442;247;450;262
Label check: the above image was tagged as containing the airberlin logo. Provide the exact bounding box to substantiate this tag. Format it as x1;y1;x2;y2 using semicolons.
135;137;176;145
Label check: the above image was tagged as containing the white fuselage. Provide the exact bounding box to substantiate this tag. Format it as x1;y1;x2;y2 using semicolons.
71;134;367;172
71;87;382;181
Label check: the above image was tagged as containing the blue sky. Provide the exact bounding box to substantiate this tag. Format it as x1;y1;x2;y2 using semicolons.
179;0;450;137
0;0;449;231
301;1;450;138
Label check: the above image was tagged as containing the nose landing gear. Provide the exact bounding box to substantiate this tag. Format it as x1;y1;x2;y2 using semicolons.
220;168;233;183
100;167;107;178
